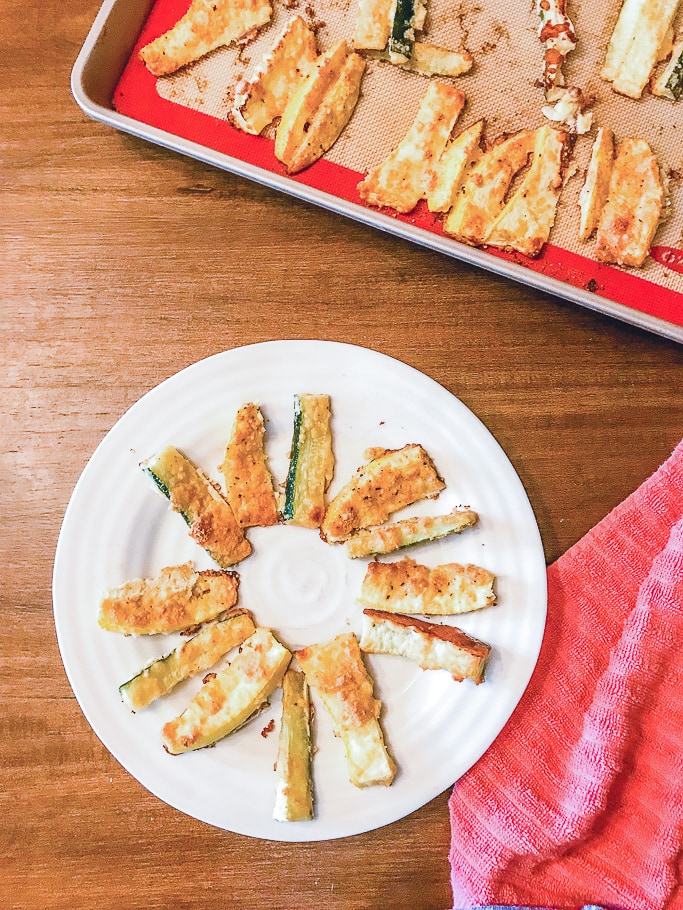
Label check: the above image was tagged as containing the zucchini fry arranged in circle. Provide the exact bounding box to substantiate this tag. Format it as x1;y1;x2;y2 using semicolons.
162;627;291;754
344;506;478;559
273;669;314;822
142;446;251;568
282;394;334;528
98;562;240;635
359;557;496;615
220;402;279;528
139;0;273;76
297;633;395;789
321;444;445;543
360;609;491;683
119;609;256;711
275;41;366;174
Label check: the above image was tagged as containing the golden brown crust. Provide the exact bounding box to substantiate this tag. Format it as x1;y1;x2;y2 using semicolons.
98;563;240;634
220;403;278;527
594;137;664;268
321;444;445;543
359;557;496;615
362;608;490;659
139;0;272;77
296;634;378;728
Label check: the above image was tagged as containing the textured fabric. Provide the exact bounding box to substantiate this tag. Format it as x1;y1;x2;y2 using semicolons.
449;439;683;910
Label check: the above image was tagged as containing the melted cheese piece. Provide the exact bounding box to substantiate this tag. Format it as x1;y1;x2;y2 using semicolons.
595;138;664;267
360;609;490;683
443;130;535;245
537;0;577;88
485;124;568;258
357;82;466;214
98;563;239;634
578;127;615;241
296;634;395;788
359;557;496;615
162;627;291;753
230;16;318;135
220;403;278;527
139;0;273;77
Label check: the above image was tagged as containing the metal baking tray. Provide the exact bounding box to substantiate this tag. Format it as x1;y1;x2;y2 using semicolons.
71;0;683;343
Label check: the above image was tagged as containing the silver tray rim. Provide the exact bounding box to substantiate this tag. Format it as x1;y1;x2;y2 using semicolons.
70;0;683;345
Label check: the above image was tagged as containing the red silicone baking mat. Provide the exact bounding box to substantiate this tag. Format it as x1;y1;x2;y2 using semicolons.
105;0;683;338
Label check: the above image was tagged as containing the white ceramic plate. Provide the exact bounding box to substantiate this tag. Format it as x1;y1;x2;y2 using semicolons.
53;340;547;842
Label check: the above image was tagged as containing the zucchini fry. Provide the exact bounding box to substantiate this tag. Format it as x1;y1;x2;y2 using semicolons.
443;129;535;245
360;609;491;683
388;0;428;63
273;669;314;821
358;82;466;214
162;627;291;754
404;42;473;78
139;0;273;76
321;444;445;543
220;403;278;527
275;41;366;174
353;0;395;50
426;119;484;214
601;0;682;99
98;563;239;635
282;394;334;528
595;138;664;267
142;446;251;568
651;37;683;99
485;124;569;258
344;506;478;558
297;634;395;788
119;609;256;710
230;16;318;135
578;127;615;241
359;557;496;615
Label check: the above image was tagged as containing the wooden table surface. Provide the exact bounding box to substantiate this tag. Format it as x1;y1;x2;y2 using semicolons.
2;3;682;909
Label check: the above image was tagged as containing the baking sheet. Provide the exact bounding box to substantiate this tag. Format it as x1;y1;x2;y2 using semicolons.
72;0;683;342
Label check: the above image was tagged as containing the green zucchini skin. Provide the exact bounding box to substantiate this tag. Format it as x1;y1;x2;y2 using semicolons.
141;446;251;567
389;0;416;61
119;609;256;711
282;394;334;528
344;507;478;558
282;395;304;522
666;51;683;99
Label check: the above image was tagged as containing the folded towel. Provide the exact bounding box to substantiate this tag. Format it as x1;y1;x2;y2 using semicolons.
449;439;683;910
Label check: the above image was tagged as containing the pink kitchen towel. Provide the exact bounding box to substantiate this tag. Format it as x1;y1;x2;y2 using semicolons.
449;439;683;910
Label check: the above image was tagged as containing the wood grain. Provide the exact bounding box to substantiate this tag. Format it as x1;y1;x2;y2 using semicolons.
1;2;682;908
